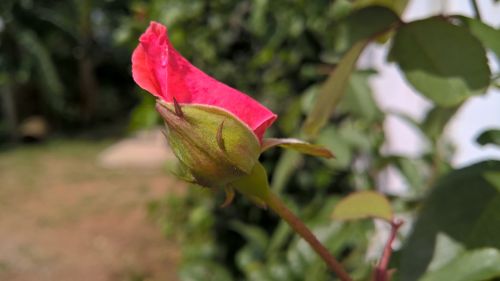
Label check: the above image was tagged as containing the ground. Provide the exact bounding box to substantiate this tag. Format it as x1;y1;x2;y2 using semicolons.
0;140;183;281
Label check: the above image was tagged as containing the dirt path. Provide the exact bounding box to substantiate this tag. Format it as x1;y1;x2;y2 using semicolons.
0;140;183;281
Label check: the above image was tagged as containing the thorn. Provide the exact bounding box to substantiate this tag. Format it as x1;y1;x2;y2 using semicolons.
172;97;184;118
216;120;226;151
220;186;235;208
156;100;176;119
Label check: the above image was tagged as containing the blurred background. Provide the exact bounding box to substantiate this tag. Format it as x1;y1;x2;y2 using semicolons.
1;0;499;281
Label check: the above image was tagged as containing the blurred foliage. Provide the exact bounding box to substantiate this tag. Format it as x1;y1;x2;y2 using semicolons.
2;0;500;280
0;0;144;141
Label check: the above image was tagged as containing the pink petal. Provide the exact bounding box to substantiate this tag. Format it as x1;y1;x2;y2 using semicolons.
131;21;277;141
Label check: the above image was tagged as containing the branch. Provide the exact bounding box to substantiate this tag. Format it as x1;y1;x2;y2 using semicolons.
374;219;404;281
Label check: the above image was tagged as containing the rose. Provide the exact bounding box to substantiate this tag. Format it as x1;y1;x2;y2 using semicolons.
132;22;332;205
132;22;277;141
132;21;276;197
130;23;354;281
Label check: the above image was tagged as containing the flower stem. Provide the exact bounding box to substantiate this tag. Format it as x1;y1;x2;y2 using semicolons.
266;191;353;281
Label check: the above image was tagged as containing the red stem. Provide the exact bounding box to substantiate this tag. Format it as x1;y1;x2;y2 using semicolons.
266;192;353;281
375;219;404;281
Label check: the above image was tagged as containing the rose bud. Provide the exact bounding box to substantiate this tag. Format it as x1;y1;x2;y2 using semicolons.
132;22;332;205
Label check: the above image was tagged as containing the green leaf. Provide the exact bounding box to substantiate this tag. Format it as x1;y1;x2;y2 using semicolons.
303;7;400;138
398;161;500;281
484;172;500;192
466;195;500;249
302;40;369;138
457;16;500;59
421;105;460;140
426;233;465;272
476;129;500;146
261;138;334;158
331;191;393;222
421;248;500;281
390;18;491;107
334;6;400;53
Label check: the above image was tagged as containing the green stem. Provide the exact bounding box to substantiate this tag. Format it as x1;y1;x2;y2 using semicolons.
266;192;353;281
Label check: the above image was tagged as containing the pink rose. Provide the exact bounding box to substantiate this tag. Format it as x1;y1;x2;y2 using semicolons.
132;21;276;141
131;22;331;201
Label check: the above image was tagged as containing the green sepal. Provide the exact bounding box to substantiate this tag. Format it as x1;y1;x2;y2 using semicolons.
231;162;271;208
156;101;261;188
